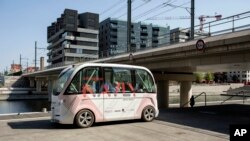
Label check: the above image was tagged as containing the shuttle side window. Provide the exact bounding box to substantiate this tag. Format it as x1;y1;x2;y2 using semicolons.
102;67;133;93
135;69;155;93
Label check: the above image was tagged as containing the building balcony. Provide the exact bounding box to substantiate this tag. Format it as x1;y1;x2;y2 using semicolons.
47;54;63;63
110;38;117;43
65;52;98;59
140;44;146;48
110;20;118;25
152;43;158;48
75;37;98;42
110;24;118;29
47;51;52;56
131;39;136;44
152;37;158;42
153;31;159;36
110;31;117;36
153;27;159;31
141;29;148;33
141;24;147;29
47;29;65;43
140;36;147;40
141;32;148;36
69;44;98;51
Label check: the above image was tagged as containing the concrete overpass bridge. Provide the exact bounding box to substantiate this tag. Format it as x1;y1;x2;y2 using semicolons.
23;28;250;108
94;29;250;108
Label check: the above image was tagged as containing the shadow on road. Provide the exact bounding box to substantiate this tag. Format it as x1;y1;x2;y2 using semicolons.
8;120;75;129
157;104;250;134
7;119;141;130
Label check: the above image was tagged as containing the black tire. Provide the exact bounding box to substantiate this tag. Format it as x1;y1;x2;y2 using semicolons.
142;106;155;122
75;109;95;128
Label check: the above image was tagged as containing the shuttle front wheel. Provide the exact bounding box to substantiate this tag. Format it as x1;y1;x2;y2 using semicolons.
75;109;95;128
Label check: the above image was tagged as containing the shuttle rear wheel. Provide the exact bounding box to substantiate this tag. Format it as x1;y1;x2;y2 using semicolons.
142;106;155;122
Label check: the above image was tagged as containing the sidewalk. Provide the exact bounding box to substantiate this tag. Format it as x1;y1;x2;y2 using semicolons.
0;112;50;121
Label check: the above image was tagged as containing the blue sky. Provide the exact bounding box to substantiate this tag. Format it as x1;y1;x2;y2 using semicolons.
0;0;249;72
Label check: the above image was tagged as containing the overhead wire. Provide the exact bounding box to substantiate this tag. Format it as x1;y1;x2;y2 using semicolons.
133;0;174;20
116;0;152;19
100;0;124;16
101;2;128;21
143;1;191;21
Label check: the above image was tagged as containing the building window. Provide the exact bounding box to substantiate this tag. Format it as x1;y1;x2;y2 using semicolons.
82;50;97;55
80;33;97;39
77;41;97;47
66;57;74;61
76;49;82;54
70;48;76;53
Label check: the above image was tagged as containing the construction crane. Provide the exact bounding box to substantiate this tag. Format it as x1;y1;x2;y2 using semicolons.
147;14;222;32
198;15;222;31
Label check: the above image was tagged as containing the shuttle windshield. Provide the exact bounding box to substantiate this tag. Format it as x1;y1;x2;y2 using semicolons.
53;67;74;96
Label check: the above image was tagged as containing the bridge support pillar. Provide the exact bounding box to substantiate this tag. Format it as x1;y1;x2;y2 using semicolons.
180;81;192;108
47;78;57;102
29;78;35;88
36;80;42;92
157;80;169;108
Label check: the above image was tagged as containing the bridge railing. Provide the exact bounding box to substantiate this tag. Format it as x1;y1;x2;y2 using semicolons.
200;11;250;37
221;90;250;104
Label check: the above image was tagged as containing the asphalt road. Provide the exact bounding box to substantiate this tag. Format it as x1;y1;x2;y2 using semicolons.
0;117;228;141
1;104;250;141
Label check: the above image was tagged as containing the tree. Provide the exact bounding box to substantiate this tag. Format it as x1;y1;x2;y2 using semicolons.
195;72;204;83
205;72;214;83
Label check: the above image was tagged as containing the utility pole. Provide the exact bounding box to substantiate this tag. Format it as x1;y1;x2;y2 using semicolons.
35;41;37;71
20;54;21;66
27;61;28;73
190;0;195;40
34;41;46;71
20;55;29;72
20;54;22;71
127;0;132;53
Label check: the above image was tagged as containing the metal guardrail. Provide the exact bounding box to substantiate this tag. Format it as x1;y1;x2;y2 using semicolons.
221;90;250;104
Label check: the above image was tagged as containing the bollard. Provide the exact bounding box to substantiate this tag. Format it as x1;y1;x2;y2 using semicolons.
42;108;47;113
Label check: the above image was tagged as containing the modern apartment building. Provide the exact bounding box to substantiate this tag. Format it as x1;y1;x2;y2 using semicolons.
227;70;250;83
99;18;170;57
170;28;190;44
47;9;99;67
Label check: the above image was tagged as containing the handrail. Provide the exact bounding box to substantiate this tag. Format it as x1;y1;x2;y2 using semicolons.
221;90;246;104
182;92;207;107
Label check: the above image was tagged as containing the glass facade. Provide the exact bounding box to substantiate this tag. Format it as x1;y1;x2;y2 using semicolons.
99;18;170;57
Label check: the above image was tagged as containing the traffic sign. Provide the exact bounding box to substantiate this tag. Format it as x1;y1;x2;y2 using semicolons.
196;39;206;51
